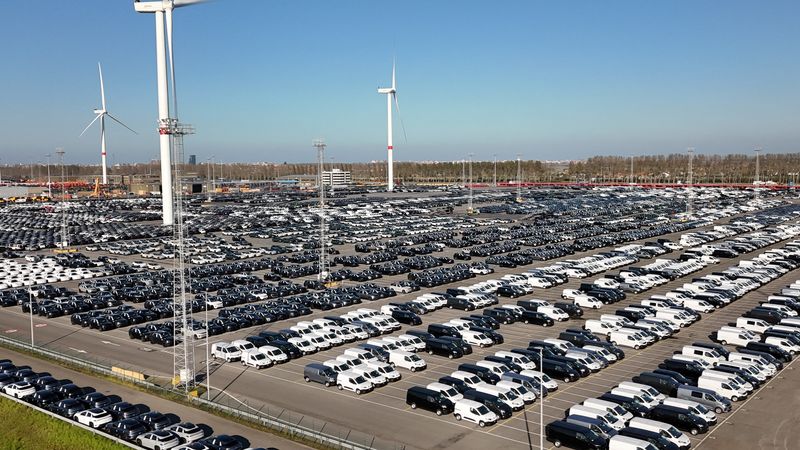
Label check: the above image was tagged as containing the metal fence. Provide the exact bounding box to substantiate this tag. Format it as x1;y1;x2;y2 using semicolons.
0;335;406;450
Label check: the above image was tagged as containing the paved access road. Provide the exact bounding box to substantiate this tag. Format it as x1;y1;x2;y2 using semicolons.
0;348;311;450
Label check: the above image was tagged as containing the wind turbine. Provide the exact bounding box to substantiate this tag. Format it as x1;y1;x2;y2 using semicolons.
377;61;406;192
80;63;136;185
134;0;201;226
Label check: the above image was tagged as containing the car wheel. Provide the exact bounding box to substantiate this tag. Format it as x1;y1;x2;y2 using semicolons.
337;384;343;390
524;319;530;324
454;413;462;421
732;396;738;401
720;340;727;345
448;354;454;359
428;350;434;355
478;420;486;427
553;439;562;447
90;422;95;428
715;407;723;414
411;367;416;372
410;402;417;409
355;389;362;395
436;409;443;416
690;428;699;436
137;440;143;446
564;377;571;383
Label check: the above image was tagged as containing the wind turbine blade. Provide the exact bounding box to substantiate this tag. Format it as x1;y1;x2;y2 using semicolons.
391;59;396;90
107;114;138;134
98;62;106;110
393;93;407;144
174;0;207;7
79;114;102;137
165;7;179;119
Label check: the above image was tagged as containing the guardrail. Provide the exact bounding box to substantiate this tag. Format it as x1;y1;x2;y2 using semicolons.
0;390;140;449
0;334;406;450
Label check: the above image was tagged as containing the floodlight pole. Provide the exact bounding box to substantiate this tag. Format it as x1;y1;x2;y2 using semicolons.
29;288;34;348
493;154;497;187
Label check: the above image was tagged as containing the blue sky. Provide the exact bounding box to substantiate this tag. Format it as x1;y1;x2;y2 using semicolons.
1;0;798;164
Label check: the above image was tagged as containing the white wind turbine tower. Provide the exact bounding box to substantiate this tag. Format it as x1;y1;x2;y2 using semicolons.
80;63;136;185
135;0;199;393
377;61;406;192
135;0;201;226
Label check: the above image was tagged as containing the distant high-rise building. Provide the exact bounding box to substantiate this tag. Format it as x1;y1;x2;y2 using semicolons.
188;154;197;165
321;168;351;186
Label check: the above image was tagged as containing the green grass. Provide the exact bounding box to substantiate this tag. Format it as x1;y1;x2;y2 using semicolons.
0;395;129;450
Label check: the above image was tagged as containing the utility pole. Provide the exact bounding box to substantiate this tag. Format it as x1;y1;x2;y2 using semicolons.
45;154;52;198
314;139;328;282
518;156;524;196
629;155;634;185
461;159;466;188
467;153;474;214
56;148;68;248
686;147;694;216
493;154;497;187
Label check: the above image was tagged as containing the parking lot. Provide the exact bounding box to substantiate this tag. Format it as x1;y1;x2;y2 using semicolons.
1;187;800;449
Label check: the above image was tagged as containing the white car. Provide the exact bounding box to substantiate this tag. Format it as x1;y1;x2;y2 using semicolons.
3;381;36;399
136;430;180;450
74;408;113;428
165;422;205;443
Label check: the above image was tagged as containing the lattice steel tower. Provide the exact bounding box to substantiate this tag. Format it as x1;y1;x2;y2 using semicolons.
314;139;329;281
169;118;196;393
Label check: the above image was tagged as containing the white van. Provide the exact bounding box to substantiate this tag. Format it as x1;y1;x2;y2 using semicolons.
609;329;648;349
450;370;488;389
287;337;317;355
715;326;758;346
697;374;748;401
608;435;655;450
574;295;603;309
211;342;242;362
763;336;800;354
335;370;373;395
682;345;725;366
453;399;498;427
567;405;625;430
323;359;350;373
617;381;666;402
427;382;463;402
610;388;660;409
494;351;537;370
583;398;634;423
585;319;619;336
759;303;798;317
627;417;691;448
476;360;511;377
460;330;494;348
258;345;288;364
365;361;401;382
601;314;634;327
344;348;376;362
727;352;777;376
352;364;388;387
735;317;770;334
475;384;525;411
241;349;272;369
397;334;426;351
655;309;692;327
496;380;537;403
388;350;426;372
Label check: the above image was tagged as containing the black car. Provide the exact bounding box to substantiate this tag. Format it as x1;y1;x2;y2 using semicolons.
105;402;151;420
545;420;606;450
649;404;709;435
49;398;87;418
104;418;149;441
391;309;422;325
202;434;246;450
405;386;454;416
520;310;554;326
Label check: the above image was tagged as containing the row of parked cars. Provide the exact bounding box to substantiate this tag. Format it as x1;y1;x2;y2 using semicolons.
0;358;270;450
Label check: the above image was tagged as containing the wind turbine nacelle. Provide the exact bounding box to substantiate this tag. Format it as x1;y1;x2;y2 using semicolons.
377;87;395;94
134;0;167;13
93;109;105;115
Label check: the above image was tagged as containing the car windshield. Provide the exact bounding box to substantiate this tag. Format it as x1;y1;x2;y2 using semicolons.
476;405;490;415
666;426;681;437
368;370;380;378
466;376;481;385
443;388;458;397
354;376;367;384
